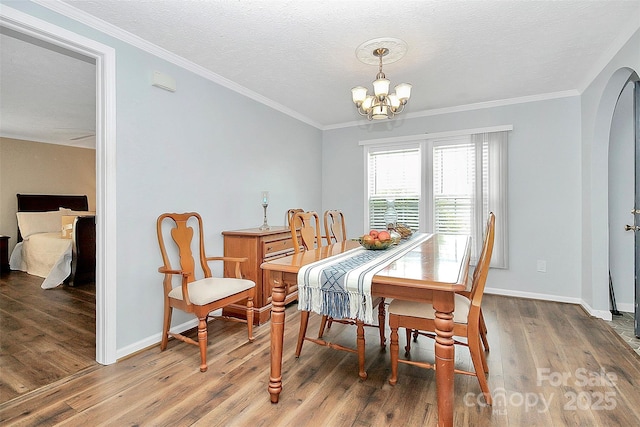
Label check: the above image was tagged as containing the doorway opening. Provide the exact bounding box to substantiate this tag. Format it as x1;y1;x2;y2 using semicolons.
0;5;117;364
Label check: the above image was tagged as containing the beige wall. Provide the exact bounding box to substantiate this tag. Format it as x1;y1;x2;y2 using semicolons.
0;137;96;253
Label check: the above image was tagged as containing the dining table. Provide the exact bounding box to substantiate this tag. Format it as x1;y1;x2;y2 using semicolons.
261;233;472;427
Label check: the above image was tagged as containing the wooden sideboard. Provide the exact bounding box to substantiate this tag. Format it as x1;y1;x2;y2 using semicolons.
222;226;298;325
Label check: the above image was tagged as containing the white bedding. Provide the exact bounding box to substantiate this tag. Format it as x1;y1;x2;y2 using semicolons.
9;232;72;289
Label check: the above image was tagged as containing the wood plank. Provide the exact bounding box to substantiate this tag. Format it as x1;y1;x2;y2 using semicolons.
3;268;640;426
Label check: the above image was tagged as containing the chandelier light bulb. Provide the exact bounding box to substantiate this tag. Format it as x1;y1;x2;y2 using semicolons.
351;86;368;104
373;78;390;98
395;83;412;102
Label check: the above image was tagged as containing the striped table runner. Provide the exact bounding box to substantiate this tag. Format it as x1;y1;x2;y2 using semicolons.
297;233;431;323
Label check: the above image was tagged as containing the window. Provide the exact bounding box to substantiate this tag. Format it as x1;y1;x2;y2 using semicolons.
365;129;508;268
367;145;421;231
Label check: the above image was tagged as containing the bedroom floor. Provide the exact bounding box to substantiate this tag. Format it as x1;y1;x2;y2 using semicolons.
0;271;96;404
607;311;640;357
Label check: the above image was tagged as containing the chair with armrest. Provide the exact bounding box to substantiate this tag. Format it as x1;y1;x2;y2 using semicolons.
292;211;386;365
157;212;255;372
388;212;495;405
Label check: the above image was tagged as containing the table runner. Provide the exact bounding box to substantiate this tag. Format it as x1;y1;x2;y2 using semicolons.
297;233;431;323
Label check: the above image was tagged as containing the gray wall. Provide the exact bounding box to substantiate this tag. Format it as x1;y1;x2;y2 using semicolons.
5;2;639;357
323;97;583;302
4;1;323;353
580;28;640;315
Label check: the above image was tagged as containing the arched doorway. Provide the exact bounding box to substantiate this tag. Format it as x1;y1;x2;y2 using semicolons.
609;82;636;314
592;66;639;330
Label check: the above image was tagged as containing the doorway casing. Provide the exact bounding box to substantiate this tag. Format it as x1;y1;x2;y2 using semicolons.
0;5;117;364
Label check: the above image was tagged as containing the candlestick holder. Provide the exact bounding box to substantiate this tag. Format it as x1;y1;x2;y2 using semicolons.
259;191;270;230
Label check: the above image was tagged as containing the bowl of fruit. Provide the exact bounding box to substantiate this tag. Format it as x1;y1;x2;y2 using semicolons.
359;230;394;250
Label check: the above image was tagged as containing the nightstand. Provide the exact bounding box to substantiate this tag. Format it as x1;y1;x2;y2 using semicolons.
0;235;9;273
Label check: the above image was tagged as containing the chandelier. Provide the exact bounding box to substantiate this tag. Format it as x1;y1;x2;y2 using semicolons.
351;45;412;120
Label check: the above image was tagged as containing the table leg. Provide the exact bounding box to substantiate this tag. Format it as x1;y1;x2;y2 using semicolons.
433;291;455;427
269;271;286;403
356;320;367;380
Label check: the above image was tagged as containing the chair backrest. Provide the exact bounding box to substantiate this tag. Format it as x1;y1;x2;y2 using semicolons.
287;208;304;227
324;210;347;244
157;212;211;286
290;211;323;253
469;212;495;309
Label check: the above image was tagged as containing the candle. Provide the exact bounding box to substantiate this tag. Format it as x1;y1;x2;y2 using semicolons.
262;191;269;205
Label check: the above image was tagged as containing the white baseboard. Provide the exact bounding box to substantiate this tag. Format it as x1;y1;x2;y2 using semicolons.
115;318;199;361
117;291;629;360
484;287;614;321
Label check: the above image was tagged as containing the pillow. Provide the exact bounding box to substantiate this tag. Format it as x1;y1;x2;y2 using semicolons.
16;210;63;239
61;215;76;239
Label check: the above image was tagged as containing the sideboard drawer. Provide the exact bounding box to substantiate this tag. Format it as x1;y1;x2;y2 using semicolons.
263;238;294;258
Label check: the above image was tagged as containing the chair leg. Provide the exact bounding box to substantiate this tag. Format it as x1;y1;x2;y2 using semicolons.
296;310;310;357
161;303;172;351
318;315;329;338
246;297;255;342
327;317;333;330
197;316;208;372
389;316;399;385
479;335;489;374
378;299;386;347
468;328;492;405
479;309;490;351
404;328;412;355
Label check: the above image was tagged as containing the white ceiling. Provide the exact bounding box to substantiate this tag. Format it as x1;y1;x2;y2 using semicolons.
1;0;639;148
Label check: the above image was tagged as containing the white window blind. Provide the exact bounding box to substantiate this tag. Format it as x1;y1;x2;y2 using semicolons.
431;132;507;267
433;140;476;236
365;130;508;269
367;147;421;230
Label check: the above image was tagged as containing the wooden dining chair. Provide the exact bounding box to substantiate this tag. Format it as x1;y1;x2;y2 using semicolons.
291;210;387;367
157;212;256;372
323;209;347;245
286;208;304;227
388;212;495;405
319;209;385;346
290;211;323;253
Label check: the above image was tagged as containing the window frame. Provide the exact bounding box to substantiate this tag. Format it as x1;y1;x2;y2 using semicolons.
361;126;510;268
364;143;424;231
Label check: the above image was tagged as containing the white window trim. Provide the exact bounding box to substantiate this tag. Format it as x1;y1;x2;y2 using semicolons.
363;126;511;269
359;125;513;147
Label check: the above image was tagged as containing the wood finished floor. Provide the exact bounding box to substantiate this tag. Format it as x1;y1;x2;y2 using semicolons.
2;271;640;426
0;271;96;404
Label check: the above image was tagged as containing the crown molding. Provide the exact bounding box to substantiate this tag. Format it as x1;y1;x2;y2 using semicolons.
33;0;323;130
578;20;640;94
324;90;580;131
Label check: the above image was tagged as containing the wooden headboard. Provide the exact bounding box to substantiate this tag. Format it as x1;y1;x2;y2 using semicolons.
16;194;89;241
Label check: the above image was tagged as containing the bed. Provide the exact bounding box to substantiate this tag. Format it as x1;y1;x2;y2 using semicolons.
9;194;96;289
